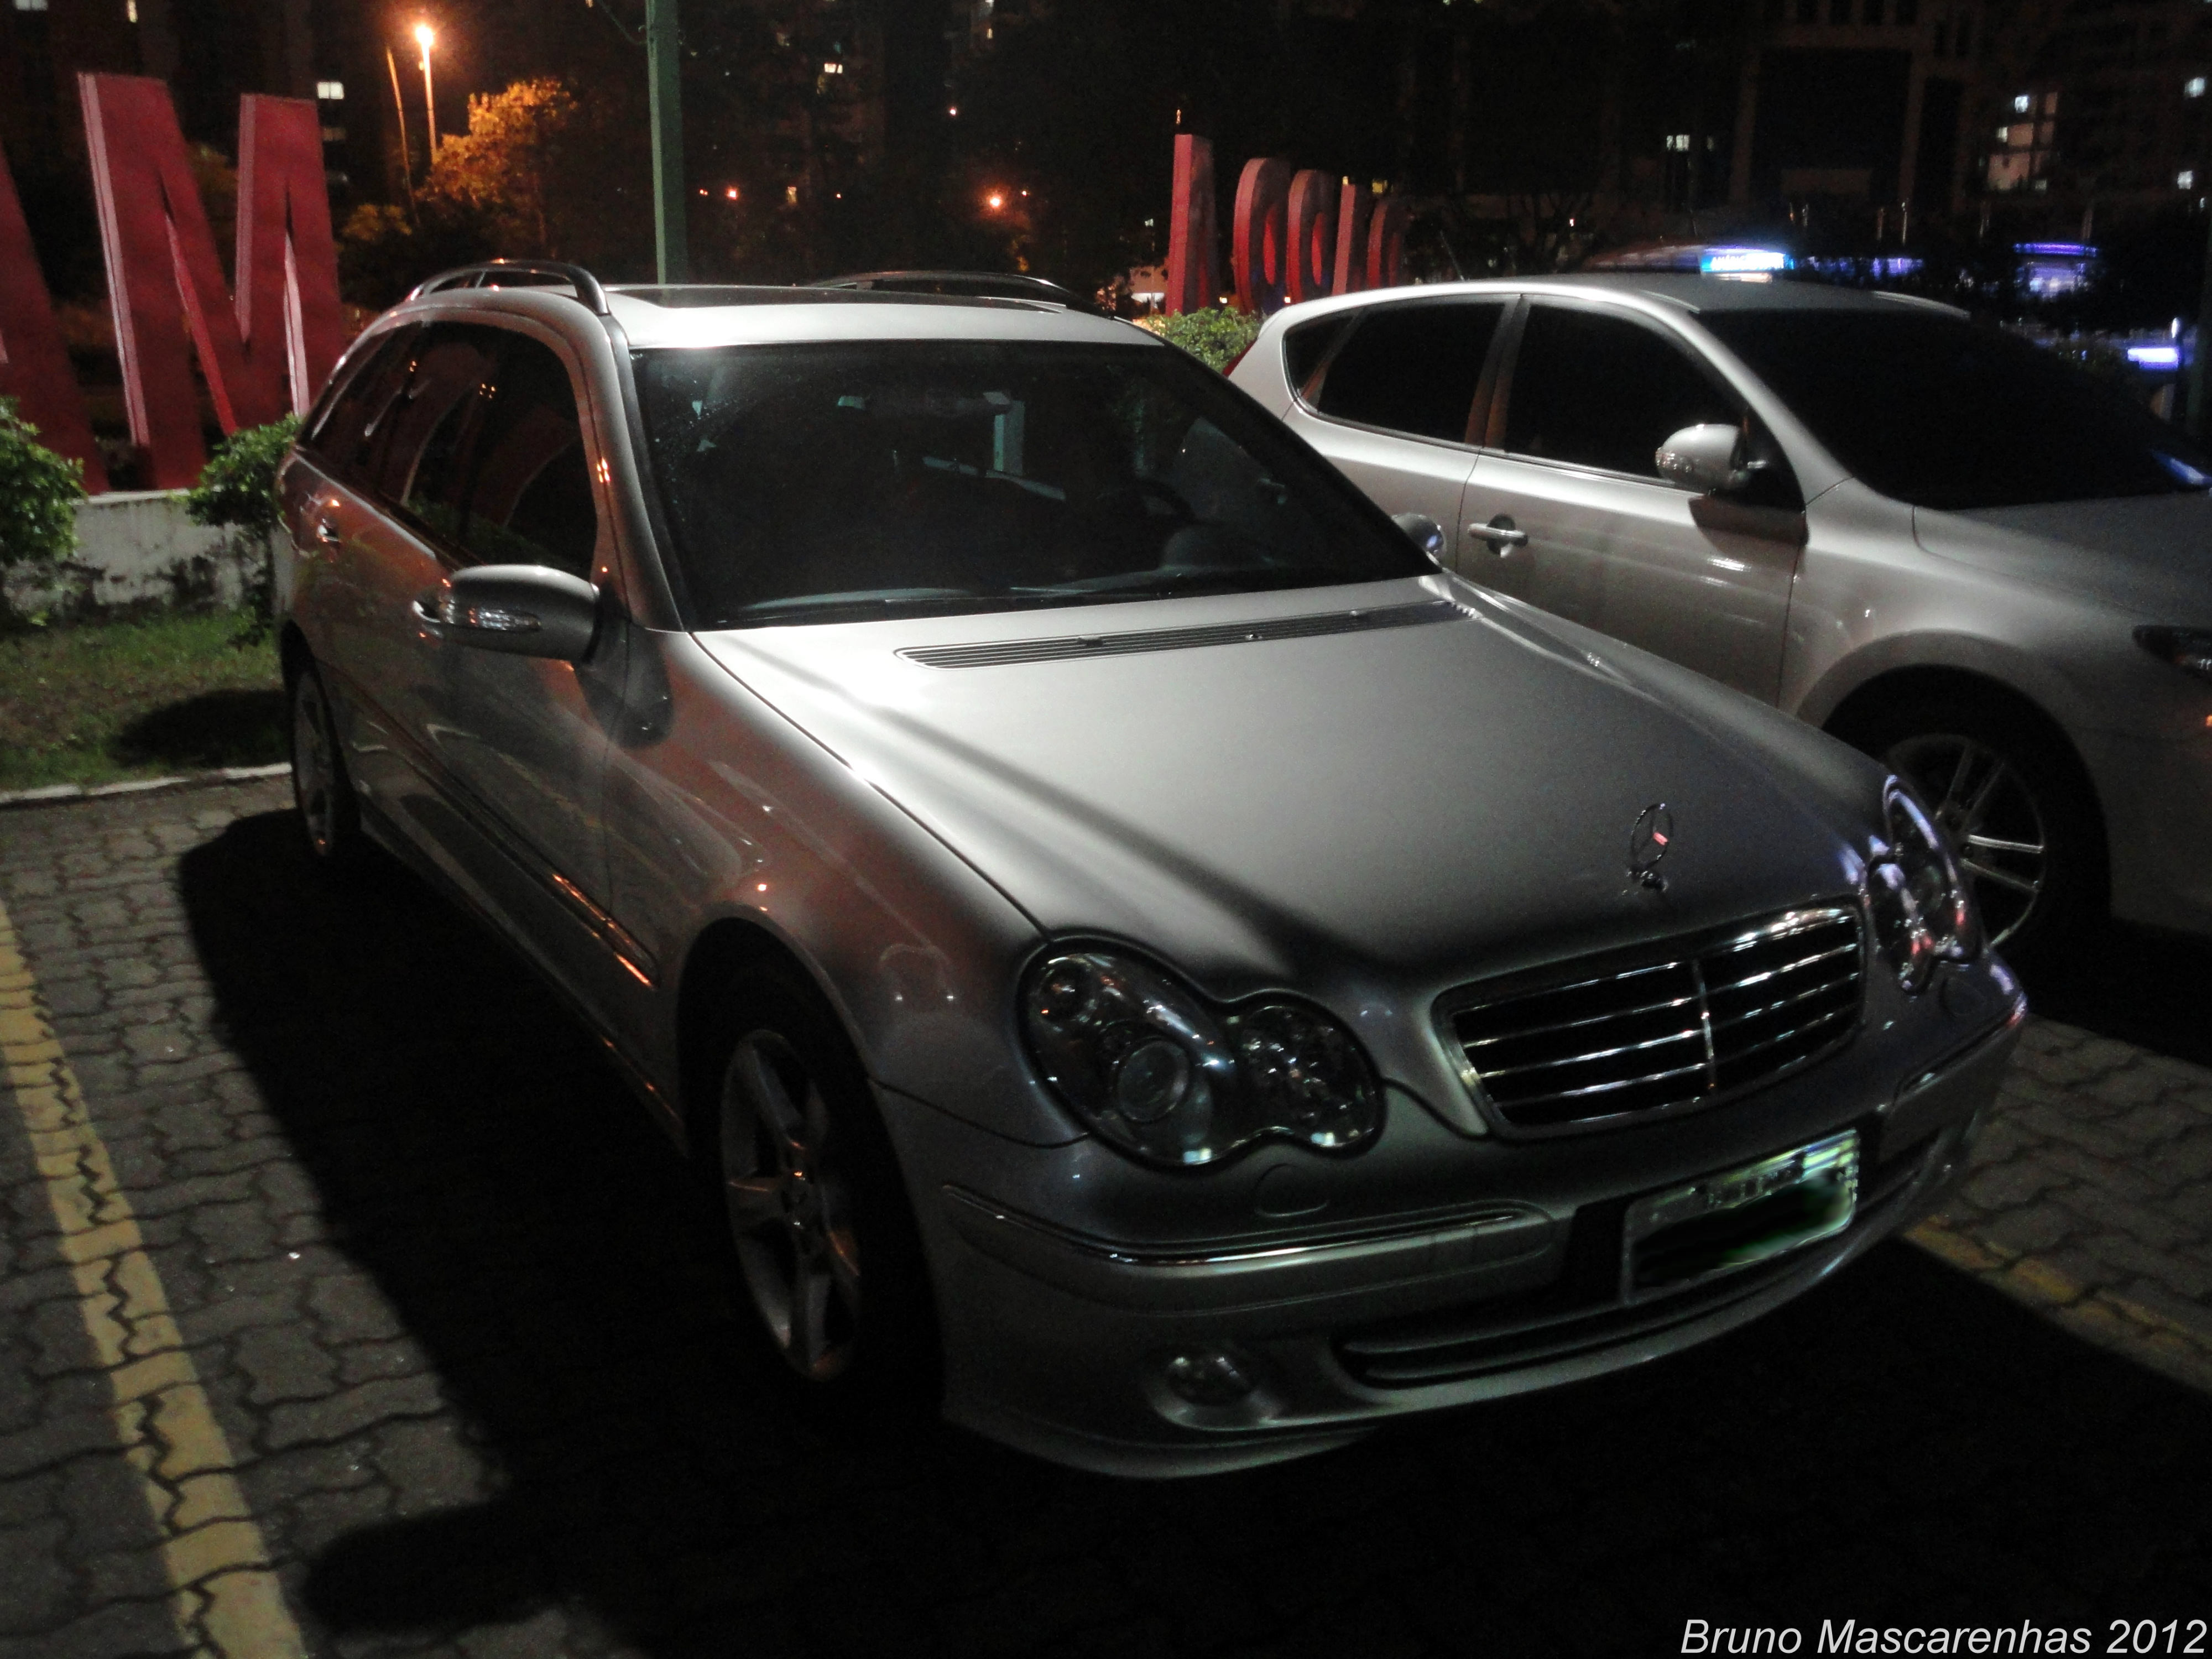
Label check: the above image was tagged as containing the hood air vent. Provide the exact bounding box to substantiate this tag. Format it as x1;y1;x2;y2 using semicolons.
899;598;1463;670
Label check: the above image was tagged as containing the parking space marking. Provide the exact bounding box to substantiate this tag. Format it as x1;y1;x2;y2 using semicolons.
0;897;307;1659
1910;1214;2212;1394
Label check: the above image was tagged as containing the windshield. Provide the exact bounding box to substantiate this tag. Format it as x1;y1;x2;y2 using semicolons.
637;340;1432;628
1698;308;2212;511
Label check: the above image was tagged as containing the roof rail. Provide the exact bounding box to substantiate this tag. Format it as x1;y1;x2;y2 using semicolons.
807;269;1109;317
407;259;611;316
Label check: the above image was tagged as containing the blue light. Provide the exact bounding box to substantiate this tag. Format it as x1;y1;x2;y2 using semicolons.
1700;247;1790;274
2126;345;2183;368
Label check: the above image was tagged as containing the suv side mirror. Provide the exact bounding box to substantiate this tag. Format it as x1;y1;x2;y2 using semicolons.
440;565;601;659
1655;424;1751;494
1391;512;1447;561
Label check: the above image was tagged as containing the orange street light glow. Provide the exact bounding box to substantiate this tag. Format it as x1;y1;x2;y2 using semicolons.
413;21;434;48
987;192;1004;210
725;186;739;200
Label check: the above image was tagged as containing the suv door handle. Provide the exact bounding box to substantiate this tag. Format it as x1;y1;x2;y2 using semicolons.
313;518;342;549
1472;516;1528;552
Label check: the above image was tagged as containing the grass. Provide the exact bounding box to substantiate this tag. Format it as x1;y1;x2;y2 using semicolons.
0;611;284;792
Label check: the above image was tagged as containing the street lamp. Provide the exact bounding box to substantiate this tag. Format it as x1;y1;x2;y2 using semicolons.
414;23;437;162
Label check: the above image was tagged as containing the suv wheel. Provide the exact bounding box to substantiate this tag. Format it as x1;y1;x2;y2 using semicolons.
290;664;369;874
1850;695;2099;957
702;967;938;1419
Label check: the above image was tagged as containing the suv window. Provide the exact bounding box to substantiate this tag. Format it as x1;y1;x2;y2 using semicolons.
305;325;417;480
1504;305;1739;478
349;325;600;577
1310;301;1504;444
461;335;599;577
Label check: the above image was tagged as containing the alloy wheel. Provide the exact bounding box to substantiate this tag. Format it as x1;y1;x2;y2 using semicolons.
718;1030;863;1381
1886;732;2047;950
291;676;339;858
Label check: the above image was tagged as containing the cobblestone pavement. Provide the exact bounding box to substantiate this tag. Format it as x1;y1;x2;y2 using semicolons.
1;779;2208;1659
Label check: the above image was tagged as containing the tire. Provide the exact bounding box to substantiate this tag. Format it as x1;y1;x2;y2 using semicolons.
289;662;372;877
1844;693;2102;958
698;965;938;1423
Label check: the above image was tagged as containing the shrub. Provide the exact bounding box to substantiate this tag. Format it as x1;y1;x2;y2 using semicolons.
1135;306;1263;371
186;413;301;639
0;397;88;573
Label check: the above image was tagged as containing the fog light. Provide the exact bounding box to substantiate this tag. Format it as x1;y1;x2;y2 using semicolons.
1162;1348;1259;1406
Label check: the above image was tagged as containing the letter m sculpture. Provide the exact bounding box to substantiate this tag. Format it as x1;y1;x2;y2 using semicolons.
81;74;342;487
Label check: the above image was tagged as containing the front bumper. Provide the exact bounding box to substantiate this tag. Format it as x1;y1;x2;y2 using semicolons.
886;988;2023;1478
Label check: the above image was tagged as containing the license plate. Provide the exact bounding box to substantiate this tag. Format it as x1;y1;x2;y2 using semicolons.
1621;1130;1859;1302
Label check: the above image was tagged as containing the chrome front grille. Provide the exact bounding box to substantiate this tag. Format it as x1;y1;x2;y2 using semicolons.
1446;906;1864;1135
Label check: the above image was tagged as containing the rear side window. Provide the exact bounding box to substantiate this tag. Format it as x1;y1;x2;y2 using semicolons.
1310;301;1504;443
1503;305;1739;478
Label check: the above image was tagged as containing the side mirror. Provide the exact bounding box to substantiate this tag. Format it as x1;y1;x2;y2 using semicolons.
440;564;601;659
1391;512;1447;561
1655;424;1750;494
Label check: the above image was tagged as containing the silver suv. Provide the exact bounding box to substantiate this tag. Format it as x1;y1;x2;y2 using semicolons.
276;262;2022;1475
1232;274;2212;955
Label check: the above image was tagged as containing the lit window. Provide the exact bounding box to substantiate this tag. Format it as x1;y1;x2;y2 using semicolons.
126;0;136;18
13;0;50;13
786;184;799;204
2013;93;2032;113
822;60;843;73
2189;77;2207;97
320;126;345;142
2182;169;2197;189
1665;133;1691;151
316;80;345;100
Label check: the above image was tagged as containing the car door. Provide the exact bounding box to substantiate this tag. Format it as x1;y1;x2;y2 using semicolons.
331;319;634;1011
1462;300;1805;703
1275;297;1509;568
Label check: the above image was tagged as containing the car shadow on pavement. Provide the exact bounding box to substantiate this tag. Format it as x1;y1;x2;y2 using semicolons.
176;811;2212;1658
2012;921;2212;1071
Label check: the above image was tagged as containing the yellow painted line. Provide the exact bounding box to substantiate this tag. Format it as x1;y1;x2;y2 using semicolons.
1909;1215;2212;1389
0;899;306;1659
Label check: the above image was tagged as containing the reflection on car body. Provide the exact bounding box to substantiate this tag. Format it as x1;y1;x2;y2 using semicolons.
277;261;2022;1475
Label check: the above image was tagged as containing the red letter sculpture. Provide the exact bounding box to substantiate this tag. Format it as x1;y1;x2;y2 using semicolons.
1365;196;1410;292
1165;134;1219;315
1284;169;1336;304
1230;156;1294;316
82;75;340;487
0;138;106;491
1331;180;1373;298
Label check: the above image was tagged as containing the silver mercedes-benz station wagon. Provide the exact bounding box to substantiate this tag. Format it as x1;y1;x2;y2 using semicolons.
276;261;2023;1476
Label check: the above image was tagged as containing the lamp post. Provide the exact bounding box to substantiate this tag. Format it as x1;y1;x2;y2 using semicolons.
645;0;687;281
414;22;438;165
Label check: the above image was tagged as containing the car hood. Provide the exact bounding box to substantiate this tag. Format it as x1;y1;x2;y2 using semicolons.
1917;492;2212;619
695;577;1875;999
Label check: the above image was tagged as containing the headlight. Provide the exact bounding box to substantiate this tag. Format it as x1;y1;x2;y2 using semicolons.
1020;950;1383;1167
1866;782;1979;993
2134;625;2212;684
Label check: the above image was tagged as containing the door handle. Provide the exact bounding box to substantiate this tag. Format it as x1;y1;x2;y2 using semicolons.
412;588;452;627
1472;516;1529;552
314;518;342;549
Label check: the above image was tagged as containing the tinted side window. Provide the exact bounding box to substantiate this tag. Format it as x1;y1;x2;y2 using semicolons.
458;335;599;577
1312;301;1504;442
311;326;419;483
302;327;411;462
357;325;503;521
1504;306;1738;478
